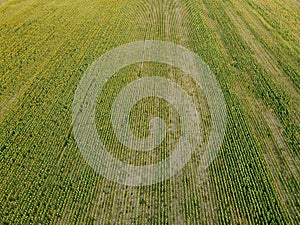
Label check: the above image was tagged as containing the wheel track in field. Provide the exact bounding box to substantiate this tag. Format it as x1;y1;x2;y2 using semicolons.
242;0;300;88
243;0;300;50
225;3;300;128
192;0;297;223
218;0;298;222
164;2;189;223
248;97;299;221
183;0;230;223
164;1;216;224
88;2;156;223
86;0;209;223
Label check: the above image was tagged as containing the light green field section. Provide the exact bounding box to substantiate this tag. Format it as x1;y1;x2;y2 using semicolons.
0;0;299;224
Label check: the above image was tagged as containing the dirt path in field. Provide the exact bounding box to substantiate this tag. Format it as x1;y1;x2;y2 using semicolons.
164;1;217;224
164;1;193;224
249;98;299;220
225;1;300;126
141;1;194;223
223;0;300;175
223;2;299;218
89;0;217;223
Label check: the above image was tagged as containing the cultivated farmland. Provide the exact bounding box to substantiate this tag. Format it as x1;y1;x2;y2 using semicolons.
0;0;299;224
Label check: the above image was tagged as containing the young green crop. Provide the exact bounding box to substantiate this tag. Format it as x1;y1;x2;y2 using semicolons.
0;0;299;224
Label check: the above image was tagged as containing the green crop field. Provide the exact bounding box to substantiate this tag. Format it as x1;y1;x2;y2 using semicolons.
0;0;299;224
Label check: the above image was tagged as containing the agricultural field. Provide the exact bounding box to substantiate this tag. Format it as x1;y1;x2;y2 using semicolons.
0;0;299;224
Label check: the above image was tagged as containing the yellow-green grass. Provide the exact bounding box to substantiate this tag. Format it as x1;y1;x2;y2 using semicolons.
0;0;299;224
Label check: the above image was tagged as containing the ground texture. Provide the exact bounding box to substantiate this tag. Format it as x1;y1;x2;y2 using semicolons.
0;0;299;224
